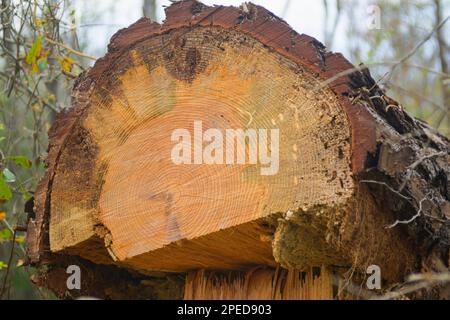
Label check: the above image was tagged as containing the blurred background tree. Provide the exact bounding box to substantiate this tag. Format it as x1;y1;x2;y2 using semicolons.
0;0;94;299
0;0;448;299
338;0;449;135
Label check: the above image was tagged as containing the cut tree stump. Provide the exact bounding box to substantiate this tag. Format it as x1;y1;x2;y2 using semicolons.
26;0;450;299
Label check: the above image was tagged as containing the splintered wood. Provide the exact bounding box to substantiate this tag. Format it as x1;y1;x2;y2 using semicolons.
184;267;334;300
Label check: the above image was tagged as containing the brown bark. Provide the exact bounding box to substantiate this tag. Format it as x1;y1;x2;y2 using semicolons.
26;0;449;299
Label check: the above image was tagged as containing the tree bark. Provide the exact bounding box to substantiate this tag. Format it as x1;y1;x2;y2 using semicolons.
26;0;450;299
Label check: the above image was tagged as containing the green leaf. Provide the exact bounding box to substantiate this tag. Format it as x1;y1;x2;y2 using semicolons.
0;176;12;202
38;58;47;71
19;184;31;201
9;156;32;168
0;261;8;270
0;228;12;240
26;36;43;65
2;168;16;182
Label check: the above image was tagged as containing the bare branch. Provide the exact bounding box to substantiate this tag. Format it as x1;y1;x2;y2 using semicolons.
45;37;97;60
359;179;412;201
386;196;428;229
384;14;450;83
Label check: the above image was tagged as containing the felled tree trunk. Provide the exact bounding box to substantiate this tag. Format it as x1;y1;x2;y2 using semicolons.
26;0;450;300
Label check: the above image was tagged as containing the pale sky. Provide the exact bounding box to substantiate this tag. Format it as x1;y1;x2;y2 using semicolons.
73;0;449;68
74;0;350;58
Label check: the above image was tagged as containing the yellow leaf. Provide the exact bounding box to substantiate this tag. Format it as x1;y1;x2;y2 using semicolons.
15;236;25;244
57;55;75;73
35;18;42;29
64;56;75;64
16;259;24;267
36;44;42;58
47;94;56;103
31;61;38;74
0;211;6;221
32;103;42;113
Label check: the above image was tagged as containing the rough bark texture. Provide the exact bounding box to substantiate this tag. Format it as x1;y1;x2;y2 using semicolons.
25;0;449;299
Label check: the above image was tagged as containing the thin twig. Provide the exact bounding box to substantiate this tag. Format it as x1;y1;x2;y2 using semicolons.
45;37;97;60
387;81;446;112
1;219;25;254
0;230;16;299
384;15;450;83
359;180;412;201
407;272;450;283
386;196;428;229
374;272;450;300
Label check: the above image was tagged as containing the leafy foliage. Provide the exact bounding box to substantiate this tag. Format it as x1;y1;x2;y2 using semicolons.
0;0;91;299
